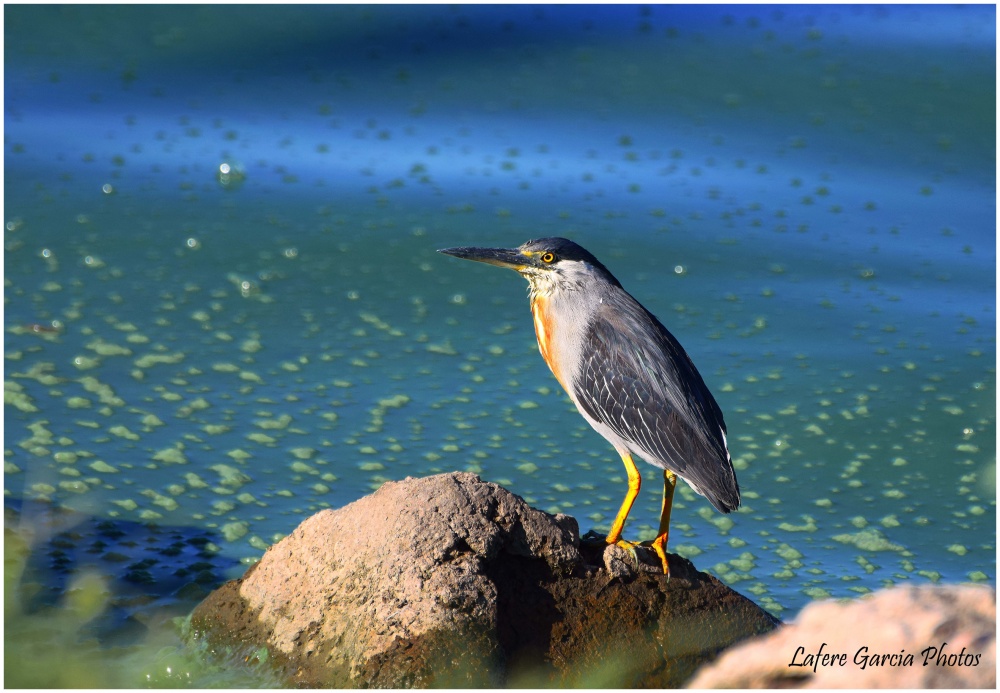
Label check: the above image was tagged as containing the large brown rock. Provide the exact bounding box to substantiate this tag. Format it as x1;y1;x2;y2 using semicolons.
189;472;778;687
688;583;996;688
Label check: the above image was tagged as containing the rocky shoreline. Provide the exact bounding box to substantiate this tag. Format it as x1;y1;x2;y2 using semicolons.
189;472;994;688
189;472;778;686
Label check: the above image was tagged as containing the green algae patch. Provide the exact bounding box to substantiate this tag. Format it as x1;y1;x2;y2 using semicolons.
78;376;124;407
377;394;411;409
426;341;457;356
710;515;735;532
239;370;263;384
211;362;240;373
187;397;212;411
832;528;906;552
5;382;39;412
255;414;293;430
247;432;276;445
10;362;62;385
212;500;237;515
184;473;209;489
86;339;132;357
141;489;179;512
28;482;56;498
108;425;140;441
134;352;185;369
778;516;818;533
152;447;188;465
248;535;270;551
22;420;55;447
775;544;803;562
211;464;252;489
72;355;101;370
240;337;263;354
89;460;118;473
221;521;250;542
110;498;138;511
674;544;703;559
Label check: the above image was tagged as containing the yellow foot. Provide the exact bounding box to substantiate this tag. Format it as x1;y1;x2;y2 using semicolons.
613;538;642;570
613;539;671;576
581;531;670;576
649;540;671;577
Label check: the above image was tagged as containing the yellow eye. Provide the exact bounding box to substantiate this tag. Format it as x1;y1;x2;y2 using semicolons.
541;252;555;264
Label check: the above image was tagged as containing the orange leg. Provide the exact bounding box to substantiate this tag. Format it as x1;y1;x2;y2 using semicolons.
651;469;677;576
605;451;641;545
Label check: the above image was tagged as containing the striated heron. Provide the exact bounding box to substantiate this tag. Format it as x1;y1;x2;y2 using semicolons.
439;237;739;575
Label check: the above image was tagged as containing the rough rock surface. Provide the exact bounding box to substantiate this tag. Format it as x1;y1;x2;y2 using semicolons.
190;472;779;687
688;583;996;688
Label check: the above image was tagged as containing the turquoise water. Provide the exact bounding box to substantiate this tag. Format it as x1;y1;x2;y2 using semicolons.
5;5;995;686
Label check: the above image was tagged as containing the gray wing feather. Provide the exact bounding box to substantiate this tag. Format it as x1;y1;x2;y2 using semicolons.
575;297;740;513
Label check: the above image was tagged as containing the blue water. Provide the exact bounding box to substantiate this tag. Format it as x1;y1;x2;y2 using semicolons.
4;4;995;686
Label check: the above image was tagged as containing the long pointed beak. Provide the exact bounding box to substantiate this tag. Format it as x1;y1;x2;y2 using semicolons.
437;245;527;270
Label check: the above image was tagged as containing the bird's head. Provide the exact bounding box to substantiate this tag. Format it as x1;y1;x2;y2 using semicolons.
438;237;621;299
